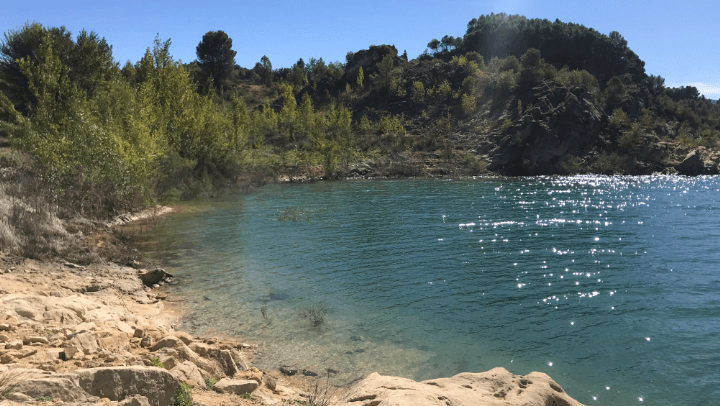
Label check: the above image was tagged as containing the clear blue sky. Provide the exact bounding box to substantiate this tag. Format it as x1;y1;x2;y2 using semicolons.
2;0;718;98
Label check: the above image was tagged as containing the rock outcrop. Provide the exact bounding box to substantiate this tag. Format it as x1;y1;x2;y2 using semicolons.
337;367;584;406
490;84;606;175
676;147;720;175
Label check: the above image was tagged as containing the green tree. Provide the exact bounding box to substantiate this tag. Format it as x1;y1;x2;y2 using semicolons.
196;30;237;90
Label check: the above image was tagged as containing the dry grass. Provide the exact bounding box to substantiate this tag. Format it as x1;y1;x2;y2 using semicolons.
0;368;32;400
302;378;338;406
0;176;71;258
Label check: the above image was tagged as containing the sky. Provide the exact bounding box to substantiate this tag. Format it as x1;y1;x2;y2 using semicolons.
2;0;718;98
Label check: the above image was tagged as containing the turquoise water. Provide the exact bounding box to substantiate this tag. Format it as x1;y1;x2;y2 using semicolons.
145;176;720;405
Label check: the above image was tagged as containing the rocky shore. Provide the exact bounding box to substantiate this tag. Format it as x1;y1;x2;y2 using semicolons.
0;209;584;406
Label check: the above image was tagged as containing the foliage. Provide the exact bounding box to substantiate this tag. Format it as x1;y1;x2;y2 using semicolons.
169;383;193;406
619;124;645;152
609;108;630;128
240;392;252;399
148;357;165;368
411;81;425;103
437;80;452;99
378;114;405;136
460;13;646;86
195;30;237;90
555;67;600;96
461;94;476;114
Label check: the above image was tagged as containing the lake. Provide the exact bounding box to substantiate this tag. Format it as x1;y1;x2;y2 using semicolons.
143;176;720;405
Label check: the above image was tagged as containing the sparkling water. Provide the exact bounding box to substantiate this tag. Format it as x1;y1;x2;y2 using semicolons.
143;176;720;405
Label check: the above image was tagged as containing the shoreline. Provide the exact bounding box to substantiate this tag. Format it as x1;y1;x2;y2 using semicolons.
0;205;585;406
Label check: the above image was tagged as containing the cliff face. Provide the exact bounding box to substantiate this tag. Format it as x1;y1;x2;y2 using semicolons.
490;84;605;175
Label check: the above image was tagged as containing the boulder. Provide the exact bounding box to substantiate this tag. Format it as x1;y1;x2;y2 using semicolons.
5;340;22;350
335;367;583;406
138;269;173;286
64;332;100;360
23;336;50;345
73;366;180;406
676;149;704;175
151;336;183;352
170;360;206;388
11;377;89;402
188;342;213;357
140;336;153;348
171;331;194;345
217;349;241;377
0;334;9;342
233;367;263;385
213;378;259;395
263;372;277;391
676;148;720;176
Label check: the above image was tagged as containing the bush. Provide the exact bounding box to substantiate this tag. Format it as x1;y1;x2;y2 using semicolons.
461;94;476;115
205;377;219;389
411;81;425;103
609;108;630;129
591;153;626;175
169;383;192;406
496;70;516;95
148;357;165;368
437;80;452;99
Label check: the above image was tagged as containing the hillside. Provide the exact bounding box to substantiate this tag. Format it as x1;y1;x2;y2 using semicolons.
1;14;719;219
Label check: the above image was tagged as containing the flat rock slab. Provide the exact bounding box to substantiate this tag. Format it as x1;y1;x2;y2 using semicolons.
336;367;584;406
12;377;89;402
214;378;259;395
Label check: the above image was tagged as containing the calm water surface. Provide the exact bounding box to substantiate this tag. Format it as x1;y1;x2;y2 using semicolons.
144;176;720;405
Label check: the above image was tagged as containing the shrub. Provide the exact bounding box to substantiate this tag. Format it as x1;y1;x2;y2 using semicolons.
591;153;626;175
205;377;219;389
496;70;516;95
561;157;583;174
169;383;192;406
461;94;476;115
437;80;452;99
148;357;165;368
411;81;425;103
609;108;630;129
619;124;645;152
462;76;476;95
240;392;251;399
500;118;513;132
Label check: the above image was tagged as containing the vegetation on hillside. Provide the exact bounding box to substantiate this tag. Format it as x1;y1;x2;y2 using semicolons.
0;14;718;223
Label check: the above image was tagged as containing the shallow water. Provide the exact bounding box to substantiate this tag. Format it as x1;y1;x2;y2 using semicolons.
144;176;720;405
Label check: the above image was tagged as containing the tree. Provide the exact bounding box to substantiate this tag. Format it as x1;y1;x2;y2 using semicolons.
427;39;440;52
1;23;75;114
253;55;272;84
195;30;237;90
